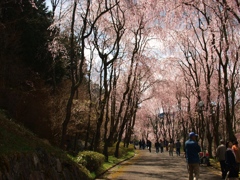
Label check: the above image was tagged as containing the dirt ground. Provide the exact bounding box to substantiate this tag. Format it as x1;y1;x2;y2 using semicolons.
97;148;222;180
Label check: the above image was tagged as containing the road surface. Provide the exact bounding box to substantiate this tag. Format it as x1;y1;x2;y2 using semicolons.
97;148;221;180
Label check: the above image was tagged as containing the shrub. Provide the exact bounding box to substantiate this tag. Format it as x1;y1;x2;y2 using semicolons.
77;151;105;172
108;142;135;157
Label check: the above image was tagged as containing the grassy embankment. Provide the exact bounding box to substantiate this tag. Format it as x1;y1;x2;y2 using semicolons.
0;109;135;179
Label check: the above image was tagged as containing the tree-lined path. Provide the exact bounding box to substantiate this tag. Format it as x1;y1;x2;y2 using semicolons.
98;149;221;180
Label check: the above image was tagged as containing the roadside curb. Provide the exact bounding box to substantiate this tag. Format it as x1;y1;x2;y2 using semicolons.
95;153;137;179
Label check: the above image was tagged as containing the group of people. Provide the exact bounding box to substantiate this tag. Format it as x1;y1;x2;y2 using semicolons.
138;139;153;152
139;138;182;156
185;131;240;180
216;139;240;179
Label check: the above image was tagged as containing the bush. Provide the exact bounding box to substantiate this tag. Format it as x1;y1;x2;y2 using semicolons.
108;142;135;157
77;151;105;172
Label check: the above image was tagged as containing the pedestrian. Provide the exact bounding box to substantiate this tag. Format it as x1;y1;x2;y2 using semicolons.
232;140;240;175
147;139;152;153
139;140;142;149
216;139;227;179
142;139;146;149
168;141;174;156
185;132;201;180
176;139;181;156
165;139;169;151
160;139;164;153
155;140;160;153
225;140;238;180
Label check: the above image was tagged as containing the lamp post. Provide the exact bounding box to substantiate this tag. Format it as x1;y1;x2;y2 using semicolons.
198;101;204;111
209;101;216;157
158;112;164;140
209;101;216;132
210;101;216;114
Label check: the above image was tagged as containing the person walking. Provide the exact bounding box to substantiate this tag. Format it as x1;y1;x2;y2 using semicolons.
225;140;238;180
142;139;146;149
147;139;152;153
185;132;201;180
155;140;160;153
232;140;240;178
176;139;181;156
160;139;164;153
169;141;174;156
139;140;142;149
216;139;227;179
165;139;169;151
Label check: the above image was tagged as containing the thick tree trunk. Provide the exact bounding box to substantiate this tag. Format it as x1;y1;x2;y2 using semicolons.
223;67;235;141
103;138;109;162
207;130;213;158
114;119;127;158
60;1;77;149
94;116;104;152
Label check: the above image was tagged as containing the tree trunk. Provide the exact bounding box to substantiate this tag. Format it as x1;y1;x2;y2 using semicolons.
103;138;109;162
61;87;75;148
115;118;128;158
60;1;77;149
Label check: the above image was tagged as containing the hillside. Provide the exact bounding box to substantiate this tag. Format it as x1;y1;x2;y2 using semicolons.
0;109;91;179
0;109;51;154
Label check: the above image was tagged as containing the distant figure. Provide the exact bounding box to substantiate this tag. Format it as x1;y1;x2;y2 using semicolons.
147;140;152;153
160;139;164;153
176;140;181;156
142;139;146;149
216;139;226;179
225;140;238;179
168;141;174;156
232;140;240;176
165;139;169;151
139;140;142;149
155;141;160;153
185;132;201;180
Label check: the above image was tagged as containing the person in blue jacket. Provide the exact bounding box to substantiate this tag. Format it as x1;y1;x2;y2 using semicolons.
185;132;201;180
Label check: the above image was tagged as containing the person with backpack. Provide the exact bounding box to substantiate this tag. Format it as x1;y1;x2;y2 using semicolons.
185;132;201;180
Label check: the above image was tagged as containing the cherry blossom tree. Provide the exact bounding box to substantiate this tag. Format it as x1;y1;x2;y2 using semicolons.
55;0;119;148
43;0;240;154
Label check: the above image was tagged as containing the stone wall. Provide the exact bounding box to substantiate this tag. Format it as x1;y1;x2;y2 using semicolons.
0;148;91;180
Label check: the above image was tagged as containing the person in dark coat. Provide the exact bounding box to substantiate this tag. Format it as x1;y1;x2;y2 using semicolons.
147;139;152;153
155;141;160;153
142;139;146;149
176;139;181;156
160;139;164;153
225;141;238;179
139;140;142;149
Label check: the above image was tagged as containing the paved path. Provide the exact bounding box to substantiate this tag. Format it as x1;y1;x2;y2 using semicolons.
98;149;222;180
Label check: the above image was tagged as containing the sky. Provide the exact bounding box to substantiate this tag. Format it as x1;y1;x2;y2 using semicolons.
45;0;52;10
